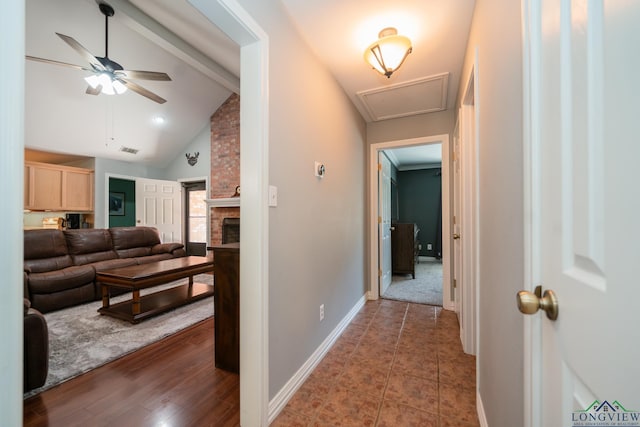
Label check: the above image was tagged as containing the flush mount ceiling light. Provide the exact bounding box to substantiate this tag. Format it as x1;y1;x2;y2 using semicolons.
364;27;412;78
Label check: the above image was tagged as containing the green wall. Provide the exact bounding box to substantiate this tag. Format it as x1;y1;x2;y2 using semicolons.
108;178;136;227
397;168;442;257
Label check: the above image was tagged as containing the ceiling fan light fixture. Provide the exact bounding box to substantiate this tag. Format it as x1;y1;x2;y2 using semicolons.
364;27;412;78
84;73;127;95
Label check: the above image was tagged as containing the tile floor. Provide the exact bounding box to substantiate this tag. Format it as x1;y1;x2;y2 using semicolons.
272;299;479;427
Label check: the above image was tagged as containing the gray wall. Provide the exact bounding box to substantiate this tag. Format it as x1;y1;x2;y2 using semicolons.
457;0;524;425
367;110;455;144
235;0;367;399
397;168;442;257
162;123;211;181
92;124;211;228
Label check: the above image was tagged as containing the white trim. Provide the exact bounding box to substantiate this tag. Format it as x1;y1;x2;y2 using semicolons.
205;197;241;208
477;389;489;427
1;0;25;424
522;0;542;426
187;1;270;425
368;134;452;312
267;295;367;423
459;51;480;356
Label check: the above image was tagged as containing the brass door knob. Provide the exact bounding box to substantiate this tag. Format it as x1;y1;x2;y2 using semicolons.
453;233;460;239
390;226;396;231
516;285;559;320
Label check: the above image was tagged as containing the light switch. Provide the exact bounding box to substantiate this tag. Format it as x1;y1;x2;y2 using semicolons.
269;185;278;207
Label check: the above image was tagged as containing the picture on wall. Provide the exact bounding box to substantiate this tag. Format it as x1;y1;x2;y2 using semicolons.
109;192;125;216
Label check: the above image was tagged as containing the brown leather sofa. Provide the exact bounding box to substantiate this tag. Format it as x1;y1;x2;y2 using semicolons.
24;226;186;313
24;298;48;391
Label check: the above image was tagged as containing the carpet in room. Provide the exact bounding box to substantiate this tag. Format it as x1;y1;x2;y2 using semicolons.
382;259;443;306
25;273;214;398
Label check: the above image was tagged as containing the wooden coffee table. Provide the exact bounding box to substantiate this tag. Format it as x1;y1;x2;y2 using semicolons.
97;256;214;324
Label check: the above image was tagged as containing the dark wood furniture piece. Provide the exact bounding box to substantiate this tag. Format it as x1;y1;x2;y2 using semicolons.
96;256;214;324
211;242;240;373
391;223;420;279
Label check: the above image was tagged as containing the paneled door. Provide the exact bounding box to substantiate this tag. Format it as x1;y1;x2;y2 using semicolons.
379;152;392;295
523;1;640;425
135;178;182;243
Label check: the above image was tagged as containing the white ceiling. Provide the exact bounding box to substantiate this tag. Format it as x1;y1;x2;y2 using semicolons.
279;0;475;122
25;0;474;168
385;144;442;171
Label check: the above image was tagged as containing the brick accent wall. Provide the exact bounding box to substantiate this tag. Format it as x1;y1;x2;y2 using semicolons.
210;93;240;246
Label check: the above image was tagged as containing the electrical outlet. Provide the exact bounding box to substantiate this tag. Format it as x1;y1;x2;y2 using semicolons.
319;304;325;321
427;243;433;250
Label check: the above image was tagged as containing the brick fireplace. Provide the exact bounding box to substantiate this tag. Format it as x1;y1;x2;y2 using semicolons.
209;93;240;246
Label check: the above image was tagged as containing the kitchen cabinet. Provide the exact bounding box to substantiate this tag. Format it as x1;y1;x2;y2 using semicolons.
24;161;94;211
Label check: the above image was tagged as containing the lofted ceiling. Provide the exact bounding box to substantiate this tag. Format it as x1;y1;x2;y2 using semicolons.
25;0;474;168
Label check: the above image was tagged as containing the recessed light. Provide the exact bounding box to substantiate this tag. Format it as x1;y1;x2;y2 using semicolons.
152;116;166;125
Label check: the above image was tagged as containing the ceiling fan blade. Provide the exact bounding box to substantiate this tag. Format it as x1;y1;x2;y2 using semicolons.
119;79;167;104
85;85;102;96
26;55;90;71
117;70;172;81
55;32;105;71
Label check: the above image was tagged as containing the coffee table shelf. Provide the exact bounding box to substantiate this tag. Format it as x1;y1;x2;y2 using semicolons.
98;282;214;323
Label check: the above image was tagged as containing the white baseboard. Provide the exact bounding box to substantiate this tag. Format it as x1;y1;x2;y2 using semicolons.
267;294;367;423
477;389;489;427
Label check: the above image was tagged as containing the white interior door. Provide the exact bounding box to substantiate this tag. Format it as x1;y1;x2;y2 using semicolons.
524;1;640;425
452;130;462;314
379;152;392;295
135;178;182;243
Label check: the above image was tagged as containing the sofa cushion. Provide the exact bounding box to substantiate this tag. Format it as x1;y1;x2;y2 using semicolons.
135;253;175;264
116;247;152;258
30;283;95;314
151;242;184;254
91;258;138;272
24;229;73;273
110;226;161;250
64;229;118;266
28;264;96;294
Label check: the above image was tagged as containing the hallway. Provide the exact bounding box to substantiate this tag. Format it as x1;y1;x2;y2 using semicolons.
273;300;478;426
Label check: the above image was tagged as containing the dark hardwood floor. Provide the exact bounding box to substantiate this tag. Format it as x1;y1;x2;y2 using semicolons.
23;318;240;427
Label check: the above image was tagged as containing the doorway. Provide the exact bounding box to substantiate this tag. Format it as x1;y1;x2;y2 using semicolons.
368;134;453;311
183;180;207;256
380;147;444;306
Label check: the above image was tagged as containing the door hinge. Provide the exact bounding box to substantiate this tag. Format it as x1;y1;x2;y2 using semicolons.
453;215;457;225
378;216;382;224
378;269;382;277
378;163;382;171
453;279;457;288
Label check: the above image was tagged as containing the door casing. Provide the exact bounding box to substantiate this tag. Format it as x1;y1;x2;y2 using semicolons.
368;134;453;311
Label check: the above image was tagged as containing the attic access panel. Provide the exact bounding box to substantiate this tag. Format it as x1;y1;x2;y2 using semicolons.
357;72;449;122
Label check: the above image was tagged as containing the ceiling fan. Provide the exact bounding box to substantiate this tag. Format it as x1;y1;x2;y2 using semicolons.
26;2;171;104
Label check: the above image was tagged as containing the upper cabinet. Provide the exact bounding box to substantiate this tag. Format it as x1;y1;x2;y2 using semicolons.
24;161;94;211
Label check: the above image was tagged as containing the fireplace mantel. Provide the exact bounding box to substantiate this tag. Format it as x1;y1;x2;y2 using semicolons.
206;198;240;208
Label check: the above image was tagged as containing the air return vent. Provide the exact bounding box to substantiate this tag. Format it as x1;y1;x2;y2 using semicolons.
119;146;139;154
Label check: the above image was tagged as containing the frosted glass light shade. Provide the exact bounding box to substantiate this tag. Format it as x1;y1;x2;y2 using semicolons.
364;27;412;78
84;73;127;95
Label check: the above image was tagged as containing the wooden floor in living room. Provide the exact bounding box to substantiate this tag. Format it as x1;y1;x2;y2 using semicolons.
23;318;240;427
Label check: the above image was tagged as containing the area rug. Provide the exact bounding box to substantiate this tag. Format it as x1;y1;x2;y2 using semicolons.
382;259;443;306
25;274;214;398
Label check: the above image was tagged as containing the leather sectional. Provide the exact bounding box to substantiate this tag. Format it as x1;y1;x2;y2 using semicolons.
24;226;187;314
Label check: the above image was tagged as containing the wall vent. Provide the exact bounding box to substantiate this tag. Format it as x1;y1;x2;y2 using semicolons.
119;146;139;154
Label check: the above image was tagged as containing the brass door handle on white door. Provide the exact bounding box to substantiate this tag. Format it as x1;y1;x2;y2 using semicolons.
453;233;460;239
516;285;559;320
